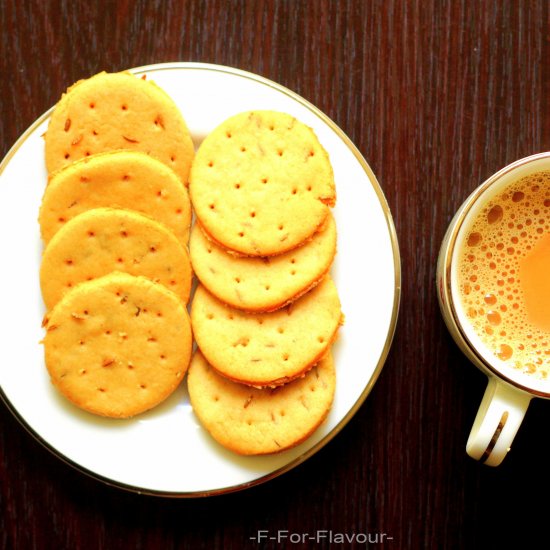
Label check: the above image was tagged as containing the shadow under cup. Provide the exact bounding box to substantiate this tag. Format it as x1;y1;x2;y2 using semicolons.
437;152;550;466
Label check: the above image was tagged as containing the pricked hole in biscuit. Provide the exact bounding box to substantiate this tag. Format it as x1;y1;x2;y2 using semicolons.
292;188;297;195
235;277;241;283
235;183;241;189
277;150;284;156
310;385;316;392
269;125;275;131
120;230;128;237
160;354;166;360
121;104;128;111
238;232;245;237
140;384;147;390
80;176;89;183
175;208;183;214
79;340;85;346
85;151;91;157
226;131;232;138
240;146;246;152
290;270;296;275
206;313;214;320
307;185;312;191
280;410;286;416
66;282;73;288
89;102;95;109
170;155;176;162
92;130;98;136
127;363;134;370
278;224;284;230
261;177;268;184
213;395;220;402
209;203;215;210
116;257;124;263
207;161;214;167
122;174;131;181
83;310;89;315
105;330;111;335
98;387;106;393
257;318;264;325
79;369;87;375
227;313;234;320
87;230;95;237
206;248;212;254
247;419;253;426
232;337;249;348
156;311;163;317
65;259;73;266
64;153;70;159
86;276;93;281
283;353;289;361
250;211;256;218
169;280;176;286
265;285;271;291
58;216;66;223
318;336;325;343
147;336;157;343
149;246;157;253
277;327;284;334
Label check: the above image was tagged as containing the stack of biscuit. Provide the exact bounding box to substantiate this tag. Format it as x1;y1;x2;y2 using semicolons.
39;71;194;418
38;75;343;456
187;111;343;455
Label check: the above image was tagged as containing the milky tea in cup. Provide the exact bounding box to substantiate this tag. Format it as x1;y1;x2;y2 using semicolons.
456;170;550;375
437;153;550;466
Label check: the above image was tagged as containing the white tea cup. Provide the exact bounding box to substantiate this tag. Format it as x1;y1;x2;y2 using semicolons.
437;152;550;466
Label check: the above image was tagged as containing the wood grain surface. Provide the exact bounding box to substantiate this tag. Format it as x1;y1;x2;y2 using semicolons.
1;1;549;548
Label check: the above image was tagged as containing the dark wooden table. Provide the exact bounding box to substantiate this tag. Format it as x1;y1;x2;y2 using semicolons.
1;1;548;548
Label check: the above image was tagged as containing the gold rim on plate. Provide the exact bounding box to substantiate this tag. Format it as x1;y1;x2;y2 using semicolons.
0;62;401;497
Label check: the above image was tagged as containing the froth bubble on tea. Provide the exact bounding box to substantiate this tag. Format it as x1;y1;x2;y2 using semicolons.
457;171;550;379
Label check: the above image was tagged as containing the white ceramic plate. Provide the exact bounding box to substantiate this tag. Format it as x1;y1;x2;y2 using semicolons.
0;63;400;496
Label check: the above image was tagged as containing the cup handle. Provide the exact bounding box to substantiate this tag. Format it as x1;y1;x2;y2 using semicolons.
466;377;532;466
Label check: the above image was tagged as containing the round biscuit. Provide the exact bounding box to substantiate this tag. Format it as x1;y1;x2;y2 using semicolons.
190;214;337;312
44;71;195;184
189;110;336;256
43;272;193;418
188;350;336;455
40;208;193;310
191;277;342;387
39;150;192;245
